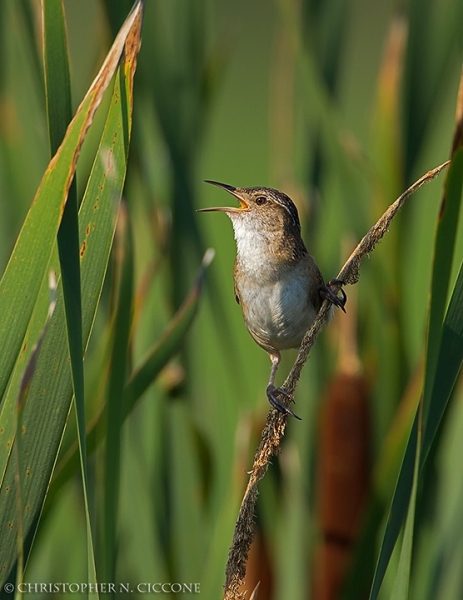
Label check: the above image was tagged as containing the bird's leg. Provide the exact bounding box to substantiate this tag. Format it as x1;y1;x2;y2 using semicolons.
266;353;301;420
320;278;347;312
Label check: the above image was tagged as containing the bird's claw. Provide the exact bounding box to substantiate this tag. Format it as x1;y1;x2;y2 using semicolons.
266;385;302;420
320;279;347;313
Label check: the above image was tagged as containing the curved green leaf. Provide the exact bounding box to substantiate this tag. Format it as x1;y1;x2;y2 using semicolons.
0;0;143;403
368;91;463;600
0;0;144;587
46;249;214;509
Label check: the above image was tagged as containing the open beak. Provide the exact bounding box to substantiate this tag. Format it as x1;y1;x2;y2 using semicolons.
197;180;249;213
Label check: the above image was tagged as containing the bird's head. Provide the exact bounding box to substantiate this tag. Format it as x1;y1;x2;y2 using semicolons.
198;181;302;236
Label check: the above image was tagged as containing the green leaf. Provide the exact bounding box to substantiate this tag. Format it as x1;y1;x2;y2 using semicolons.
368;105;463;600
14;273;57;593
0;0;143;404
43;1;98;593
422;148;463;463
102;204;134;587
391;406;422;600
369;412;419;600
43;0;72;155
45;249;214;512
422;258;463;463
0;0;144;587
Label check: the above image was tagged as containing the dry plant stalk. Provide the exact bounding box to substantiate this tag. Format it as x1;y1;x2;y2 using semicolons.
223;161;450;600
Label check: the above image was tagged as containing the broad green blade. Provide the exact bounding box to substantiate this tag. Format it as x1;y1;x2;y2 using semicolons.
14;273;57;592
0;0;144;587
0;0;144;403
43;1;98;592
0;0;143;506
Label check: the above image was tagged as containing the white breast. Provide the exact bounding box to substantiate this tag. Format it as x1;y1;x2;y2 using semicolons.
229;215;318;353
238;262;317;352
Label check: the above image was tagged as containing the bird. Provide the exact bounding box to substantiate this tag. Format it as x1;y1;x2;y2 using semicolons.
198;181;346;419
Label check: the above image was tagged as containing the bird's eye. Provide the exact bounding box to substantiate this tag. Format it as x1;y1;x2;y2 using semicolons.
255;196;267;206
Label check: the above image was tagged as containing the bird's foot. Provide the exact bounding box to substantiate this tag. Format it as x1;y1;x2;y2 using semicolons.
266;384;302;420
320;279;347;312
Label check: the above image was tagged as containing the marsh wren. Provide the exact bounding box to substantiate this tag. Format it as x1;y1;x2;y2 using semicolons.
198;181;346;419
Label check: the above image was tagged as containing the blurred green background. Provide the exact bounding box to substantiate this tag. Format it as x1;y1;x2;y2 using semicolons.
0;0;462;598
